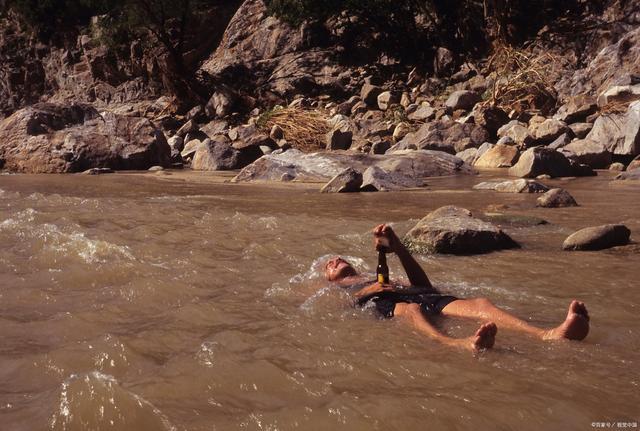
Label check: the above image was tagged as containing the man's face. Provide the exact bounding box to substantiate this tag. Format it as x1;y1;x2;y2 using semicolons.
324;256;357;281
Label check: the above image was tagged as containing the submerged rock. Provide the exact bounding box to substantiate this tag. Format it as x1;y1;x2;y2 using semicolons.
473;179;549;193
403;205;519;254
614;168;640;181
360;165;424;191
563;224;631;251
536;188;579;207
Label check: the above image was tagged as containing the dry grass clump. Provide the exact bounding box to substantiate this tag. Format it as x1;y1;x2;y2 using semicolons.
483;44;559;115
258;106;329;153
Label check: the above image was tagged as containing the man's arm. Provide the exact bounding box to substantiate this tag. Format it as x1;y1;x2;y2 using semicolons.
373;224;433;289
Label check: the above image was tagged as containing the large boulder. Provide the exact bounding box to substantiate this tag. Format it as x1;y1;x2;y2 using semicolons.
497;121;534;147
562;224;631;251
403;206;519;254
320;167;362;193
561;138;612;168
360;165;424;191
553;95;597;124
615;168;640;181
508;147;573;178
395;119;488;154
529;118;572;145
584;101;640;156
536;188;579;208
0;103;170;173
191;137;249;171
473;143;519;168
233;149;475;183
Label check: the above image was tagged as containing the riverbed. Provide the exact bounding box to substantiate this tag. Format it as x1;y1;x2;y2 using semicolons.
0;171;638;430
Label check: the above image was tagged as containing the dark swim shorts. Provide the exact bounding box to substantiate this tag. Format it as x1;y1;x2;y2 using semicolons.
371;293;459;318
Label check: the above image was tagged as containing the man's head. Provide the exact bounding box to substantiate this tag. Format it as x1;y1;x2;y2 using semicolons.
324;256;357;282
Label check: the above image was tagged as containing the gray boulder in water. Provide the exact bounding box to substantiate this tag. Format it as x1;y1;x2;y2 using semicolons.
320;168;362;193
508;147;573;178
562;224;631;251
536;188;579;208
403;205;519;254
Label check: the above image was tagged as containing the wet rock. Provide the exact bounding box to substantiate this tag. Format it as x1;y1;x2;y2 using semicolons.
473;143;519;168
233;149;474;183
497;120;534;147
553;95;598;123
396;119;488;154
403;205;519;254
82;167;114;175
585;101;640;156
615;168;640;180
561;138;612;169
445;90;480;112
148;165;164;171
628;155;640;171
568;123;593;139
360;165;424;191
192;137;249;171
0;103;170;173
320;167;363;193
536;188;579;207
563;224;631;251
509;147;573;178
377;91;400;111
473;179;549;193
609;162;625;171
530;118;572;145
481;213;548;227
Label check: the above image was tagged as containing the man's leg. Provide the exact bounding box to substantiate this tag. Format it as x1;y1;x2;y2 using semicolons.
393;303;497;351
441;298;589;341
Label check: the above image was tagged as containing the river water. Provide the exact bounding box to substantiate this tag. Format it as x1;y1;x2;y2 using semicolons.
0;171;638;431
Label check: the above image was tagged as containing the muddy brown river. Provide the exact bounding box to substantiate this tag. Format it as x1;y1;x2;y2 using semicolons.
0;171;638;431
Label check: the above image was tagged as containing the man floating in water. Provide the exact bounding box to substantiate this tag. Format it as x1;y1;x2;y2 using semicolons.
325;224;590;352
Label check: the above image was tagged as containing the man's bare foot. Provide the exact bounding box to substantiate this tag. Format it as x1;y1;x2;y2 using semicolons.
544;300;590;341
467;322;497;351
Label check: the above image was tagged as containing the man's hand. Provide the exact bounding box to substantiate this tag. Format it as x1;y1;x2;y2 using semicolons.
373;224;402;253
354;282;395;302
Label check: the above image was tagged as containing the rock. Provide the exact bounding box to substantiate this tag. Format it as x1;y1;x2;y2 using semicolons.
407;104;435;122
392;122;412;142
370;140;391;155
434;47;455;77
361;83;383;107
270;124;284;140
473;143;519;168
609;162;625;171
563;224;631;251
536;188;579;207
205;88;236;118
82;167;114;175
377;91;400;110
547;133;573;150
181;139;201;160
597;84;640;107
497;120;534;147
326;128;353;150
445;90;480;112
148;165;164;171
192;137;251;171
351;101;368;115
403;205;519;254
360;165;424;191
0;103;170;173
553;95;598;123
200;120;228;139
615;168;640;180
628;155;640;171
233;149;475;183
473;105;509;136
481;213;548;227
568;122;593;139
176;119;197;137
508;147;573;178
320;167;363;193
530;118;572;145
473;179;549;193
585;101;640;156
496;136;515;146
167;136;184;152
232;124;276;151
396;119;489;154
561;138;612;169
456;148;479;165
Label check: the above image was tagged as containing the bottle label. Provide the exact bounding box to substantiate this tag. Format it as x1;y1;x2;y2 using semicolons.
377;274;387;284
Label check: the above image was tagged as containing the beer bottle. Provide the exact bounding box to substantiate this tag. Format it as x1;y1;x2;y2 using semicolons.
377;250;389;284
